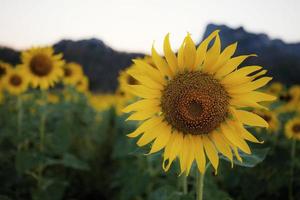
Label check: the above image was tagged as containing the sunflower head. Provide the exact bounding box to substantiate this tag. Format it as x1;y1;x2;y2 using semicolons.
267;82;283;96
0;61;12;81
254;109;279;133
21;47;65;90
285;118;300;140
88;93;116;112
3;66;29;96
117;56;156;99
75;75;89;93
63;62;84;85
123;31;276;175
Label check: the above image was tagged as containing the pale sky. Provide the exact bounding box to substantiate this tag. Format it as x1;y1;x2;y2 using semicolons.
0;0;299;54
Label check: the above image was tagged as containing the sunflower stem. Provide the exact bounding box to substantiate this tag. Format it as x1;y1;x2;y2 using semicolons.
196;164;210;200
36;90;48;189
289;139;296;200
39;90;47;152
182;174;188;195
17;95;23;136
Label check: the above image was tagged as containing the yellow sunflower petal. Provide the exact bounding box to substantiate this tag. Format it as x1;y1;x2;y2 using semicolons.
194;30;219;68
215;54;256;79
151;46;173;78
193;136;206;174
149;124;172;154
202;136;219;173
228;77;273;95
127;73;163;90
234;109;269;127
233;146;242;162
205;42;237;74
137;124;161;146
220;122;251;154
126;106;161;121
221;66;262;85
127;116;163;138
179;136;190;174
211;131;233;162
133;59;164;84
185;135;195;175
231;121;263;143
177;41;185;71
183;34;196;70
202;34;221;72
123;99;160;113
128;85;161;99
163;33;178;73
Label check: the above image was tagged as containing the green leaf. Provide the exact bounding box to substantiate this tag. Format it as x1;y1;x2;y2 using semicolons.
15;151;45;174
220;148;270;168
32;178;67;200
149;186;194;200
47;153;89;171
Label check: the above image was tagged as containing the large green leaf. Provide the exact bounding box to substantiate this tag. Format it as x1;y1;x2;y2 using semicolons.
220;148;270;167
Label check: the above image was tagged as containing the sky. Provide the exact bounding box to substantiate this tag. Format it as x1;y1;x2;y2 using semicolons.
0;0;299;54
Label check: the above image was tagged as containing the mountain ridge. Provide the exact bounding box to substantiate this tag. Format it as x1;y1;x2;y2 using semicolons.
1;24;300;92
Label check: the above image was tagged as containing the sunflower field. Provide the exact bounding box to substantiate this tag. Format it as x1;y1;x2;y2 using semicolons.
0;32;300;200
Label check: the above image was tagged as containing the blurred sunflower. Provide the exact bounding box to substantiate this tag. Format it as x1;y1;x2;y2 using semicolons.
75;76;89;93
0;91;3;104
118;56;155;98
47;93;60;104
118;66;140;99
88;93;116;112
254;109;279;133
267;82;283;96
285;118;300;140
277;85;300;113
3;66;29;95
21;47;64;90
123;31;275;175
0;61;12;82
63;62;84;85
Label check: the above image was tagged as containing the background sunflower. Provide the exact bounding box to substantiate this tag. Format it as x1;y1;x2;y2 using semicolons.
3;66;29;95
285;118;300;140
63;62;84;86
0;60;12;83
21;47;64;90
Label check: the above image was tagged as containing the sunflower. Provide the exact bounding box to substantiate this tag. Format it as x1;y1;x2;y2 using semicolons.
0;60;12;82
21;47;64;90
118;56;156;98
47;93;60;104
3;66;29;95
75;75;89;93
63;62;84;85
0;87;4;104
267;82;283;96
277;85;300;113
88;93;116;112
254;109;279;133
123;31;276;175
285;118;300;140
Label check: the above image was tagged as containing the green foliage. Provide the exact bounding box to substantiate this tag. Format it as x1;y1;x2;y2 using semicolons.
0;89;299;200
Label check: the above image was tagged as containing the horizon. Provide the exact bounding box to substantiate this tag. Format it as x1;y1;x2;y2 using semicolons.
1;0;299;54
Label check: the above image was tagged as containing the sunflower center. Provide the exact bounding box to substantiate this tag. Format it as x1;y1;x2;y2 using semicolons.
29;54;53;76
292;124;300;134
161;71;229;135
0;65;6;78
10;75;22;86
127;76;138;85
64;68;72;77
279;93;292;102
